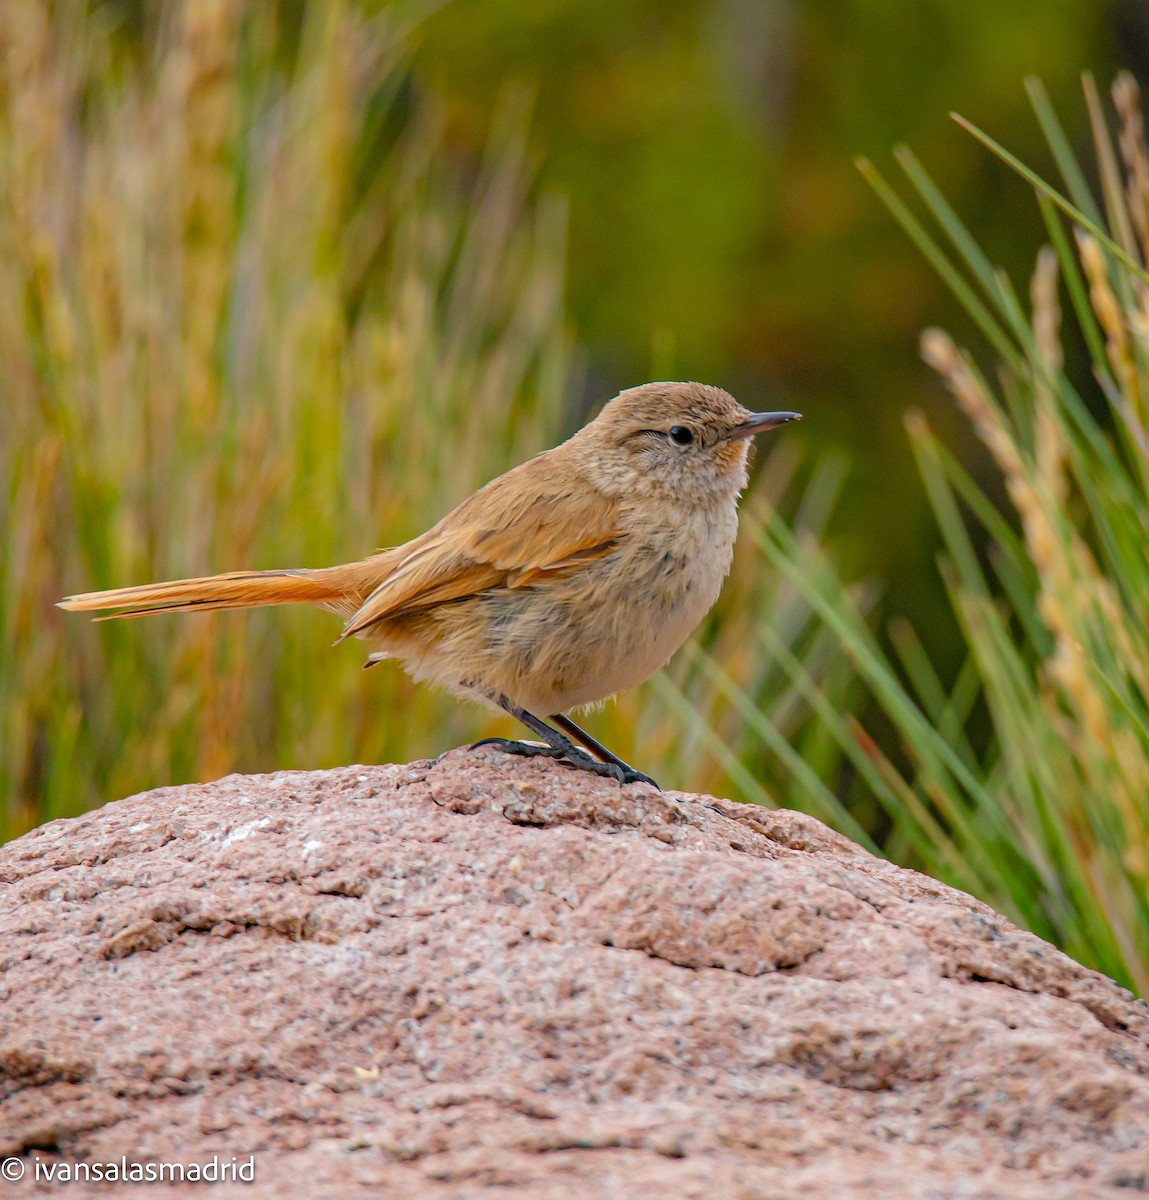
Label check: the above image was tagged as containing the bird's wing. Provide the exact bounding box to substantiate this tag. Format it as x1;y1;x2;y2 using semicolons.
338;455;624;640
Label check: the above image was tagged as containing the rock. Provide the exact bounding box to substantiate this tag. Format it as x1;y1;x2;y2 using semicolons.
1;748;1147;1198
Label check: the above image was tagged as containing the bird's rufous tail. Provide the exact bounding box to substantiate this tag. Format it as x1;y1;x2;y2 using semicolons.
58;562;374;621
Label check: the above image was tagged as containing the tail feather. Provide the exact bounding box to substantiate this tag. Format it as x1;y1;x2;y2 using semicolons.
58;566;365;621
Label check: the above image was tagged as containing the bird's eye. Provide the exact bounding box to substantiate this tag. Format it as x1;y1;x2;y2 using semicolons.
668;425;694;446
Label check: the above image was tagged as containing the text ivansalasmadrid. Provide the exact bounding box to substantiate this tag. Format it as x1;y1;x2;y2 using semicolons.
33;1156;255;1183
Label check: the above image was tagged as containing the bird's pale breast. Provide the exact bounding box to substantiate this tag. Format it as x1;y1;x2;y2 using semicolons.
416;494;740;714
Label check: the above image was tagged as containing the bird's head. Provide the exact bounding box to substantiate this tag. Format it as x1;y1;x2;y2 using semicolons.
577;381;801;503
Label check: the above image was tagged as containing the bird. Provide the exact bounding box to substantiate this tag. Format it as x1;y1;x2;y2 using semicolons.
59;382;800;788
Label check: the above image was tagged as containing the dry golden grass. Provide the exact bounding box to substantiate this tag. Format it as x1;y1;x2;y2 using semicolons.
0;2;577;833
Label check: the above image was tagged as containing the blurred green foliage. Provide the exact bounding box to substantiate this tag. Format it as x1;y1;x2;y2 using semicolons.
412;0;1114;610
416;0;1103;367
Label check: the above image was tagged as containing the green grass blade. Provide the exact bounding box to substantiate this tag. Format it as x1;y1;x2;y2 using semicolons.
951;113;1149;287
1025;76;1103;225
856;157;1024;370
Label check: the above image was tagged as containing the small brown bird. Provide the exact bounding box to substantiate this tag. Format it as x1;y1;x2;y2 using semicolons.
59;382;800;787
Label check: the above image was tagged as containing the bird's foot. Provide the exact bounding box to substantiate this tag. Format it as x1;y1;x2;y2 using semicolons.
564;754;658;788
469;736;564;761
470;737;658;789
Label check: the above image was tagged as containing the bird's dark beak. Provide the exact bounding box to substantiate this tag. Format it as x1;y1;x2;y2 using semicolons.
723;410;802;441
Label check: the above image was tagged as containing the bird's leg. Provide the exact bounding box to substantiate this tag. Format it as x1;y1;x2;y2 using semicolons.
472;701;614;778
549;712;659;789
470;696;655;788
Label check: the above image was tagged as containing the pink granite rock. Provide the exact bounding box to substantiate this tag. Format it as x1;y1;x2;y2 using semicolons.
1;747;1146;1198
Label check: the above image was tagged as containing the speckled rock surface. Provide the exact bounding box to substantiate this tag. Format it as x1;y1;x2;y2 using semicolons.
1;748;1147;1198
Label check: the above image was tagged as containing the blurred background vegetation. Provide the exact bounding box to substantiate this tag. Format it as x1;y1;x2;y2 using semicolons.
2;0;1148;990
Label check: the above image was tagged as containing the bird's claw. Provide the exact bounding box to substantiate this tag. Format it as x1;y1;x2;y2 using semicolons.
618;767;660;788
